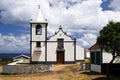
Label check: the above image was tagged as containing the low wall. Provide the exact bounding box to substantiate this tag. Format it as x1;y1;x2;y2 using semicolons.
2;64;54;74
90;64;101;73
101;63;120;77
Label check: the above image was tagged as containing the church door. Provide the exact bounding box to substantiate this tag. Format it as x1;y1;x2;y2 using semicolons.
57;51;64;64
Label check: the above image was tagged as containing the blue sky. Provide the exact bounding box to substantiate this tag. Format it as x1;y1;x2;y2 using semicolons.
0;0;120;53
0;23;30;35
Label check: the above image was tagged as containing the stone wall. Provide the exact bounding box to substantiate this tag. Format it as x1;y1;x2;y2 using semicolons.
2;64;54;74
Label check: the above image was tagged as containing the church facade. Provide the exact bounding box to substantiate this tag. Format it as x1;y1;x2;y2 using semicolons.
30;7;84;64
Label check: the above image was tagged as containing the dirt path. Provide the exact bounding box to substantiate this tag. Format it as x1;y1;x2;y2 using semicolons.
0;63;110;80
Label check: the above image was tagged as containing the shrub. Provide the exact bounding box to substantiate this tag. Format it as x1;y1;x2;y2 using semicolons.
0;58;13;65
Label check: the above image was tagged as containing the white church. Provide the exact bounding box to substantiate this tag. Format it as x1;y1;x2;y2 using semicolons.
30;7;84;64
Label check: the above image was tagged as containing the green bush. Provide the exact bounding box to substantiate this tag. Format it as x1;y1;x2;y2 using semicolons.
80;59;90;70
0;58;13;65
81;59;90;64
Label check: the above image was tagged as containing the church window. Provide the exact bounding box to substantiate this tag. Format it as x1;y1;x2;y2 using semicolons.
36;42;41;47
36;24;42;35
57;39;64;49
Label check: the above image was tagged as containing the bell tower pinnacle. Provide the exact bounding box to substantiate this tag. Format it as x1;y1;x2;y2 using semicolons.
31;5;46;23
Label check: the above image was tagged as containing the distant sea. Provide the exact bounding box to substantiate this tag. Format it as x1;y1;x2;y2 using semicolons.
0;53;30;59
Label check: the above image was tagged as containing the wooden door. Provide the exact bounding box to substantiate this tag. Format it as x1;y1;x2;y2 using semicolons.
57;51;64;64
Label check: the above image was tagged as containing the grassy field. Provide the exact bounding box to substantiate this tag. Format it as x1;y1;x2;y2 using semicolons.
0;63;120;80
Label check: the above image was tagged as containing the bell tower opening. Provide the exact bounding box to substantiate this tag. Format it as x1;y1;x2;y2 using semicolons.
36;24;42;35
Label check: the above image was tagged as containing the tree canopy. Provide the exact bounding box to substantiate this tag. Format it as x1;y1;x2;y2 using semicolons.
97;21;120;63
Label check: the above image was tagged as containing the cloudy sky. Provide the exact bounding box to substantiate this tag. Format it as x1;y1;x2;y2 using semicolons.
0;0;120;53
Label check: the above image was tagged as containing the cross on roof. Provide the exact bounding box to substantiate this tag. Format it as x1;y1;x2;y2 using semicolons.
38;5;40;9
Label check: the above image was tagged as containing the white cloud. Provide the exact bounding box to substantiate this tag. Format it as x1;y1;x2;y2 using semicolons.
0;0;38;26
0;33;30;53
0;0;120;50
0;33;4;46
77;33;97;48
109;0;120;11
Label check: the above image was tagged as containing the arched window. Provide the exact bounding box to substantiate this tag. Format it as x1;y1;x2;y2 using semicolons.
36;24;42;35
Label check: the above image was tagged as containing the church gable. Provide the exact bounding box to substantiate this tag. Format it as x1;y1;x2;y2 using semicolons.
48;26;74;41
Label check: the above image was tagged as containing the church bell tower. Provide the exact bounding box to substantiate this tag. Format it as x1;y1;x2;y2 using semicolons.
30;6;47;63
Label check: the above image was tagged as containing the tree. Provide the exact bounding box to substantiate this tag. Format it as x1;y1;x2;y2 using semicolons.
97;21;120;80
97;21;120;64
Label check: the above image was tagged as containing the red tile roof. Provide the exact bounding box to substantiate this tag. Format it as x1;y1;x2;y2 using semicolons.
89;44;101;50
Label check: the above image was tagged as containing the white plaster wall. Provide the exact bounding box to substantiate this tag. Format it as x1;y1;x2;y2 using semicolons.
102;51;120;63
64;42;74;61
47;42;57;61
91;64;101;73
76;45;85;61
47;42;75;62
31;42;45;61
114;56;120;63
31;24;46;41
14;58;29;63
86;52;90;58
102;51;112;63
49;30;73;41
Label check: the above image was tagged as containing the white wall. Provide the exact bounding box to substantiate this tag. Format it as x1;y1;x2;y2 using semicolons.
91;64;101;73
102;51;112;63
76;45;85;61
14;58;29;63
64;42;74;61
47;42;75;62
114;56;120;63
86;52;90;58
102;51;120;63
31;24;46;41
47;42;57;61
31;42;45;61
